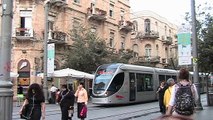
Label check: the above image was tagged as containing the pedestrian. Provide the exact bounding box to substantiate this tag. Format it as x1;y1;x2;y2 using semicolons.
156;81;168;114
19;83;45;120
17;84;24;106
163;78;175;110
75;82;88;120
57;84;75;120
166;68;198;119
50;84;58;104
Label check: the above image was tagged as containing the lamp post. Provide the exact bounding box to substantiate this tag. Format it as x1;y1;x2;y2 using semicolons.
0;0;13;119
191;0;203;110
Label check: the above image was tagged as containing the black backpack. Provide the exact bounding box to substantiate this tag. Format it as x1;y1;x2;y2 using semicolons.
175;83;195;115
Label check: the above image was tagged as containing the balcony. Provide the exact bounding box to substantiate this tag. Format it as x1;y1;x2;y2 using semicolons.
163;36;173;45
119;20;133;32
137;56;161;63
50;0;67;7
48;30;67;44
14;28;34;40
140;30;159;39
87;7;107;21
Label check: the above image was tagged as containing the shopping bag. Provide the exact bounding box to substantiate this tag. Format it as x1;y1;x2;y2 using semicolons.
80;105;87;118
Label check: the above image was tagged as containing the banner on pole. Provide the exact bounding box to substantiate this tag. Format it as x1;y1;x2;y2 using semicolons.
177;33;191;65
47;43;55;76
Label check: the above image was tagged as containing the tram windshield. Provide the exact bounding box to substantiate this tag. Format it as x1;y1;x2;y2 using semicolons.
93;64;119;94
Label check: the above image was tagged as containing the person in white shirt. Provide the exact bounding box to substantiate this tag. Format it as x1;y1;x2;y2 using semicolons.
50;84;58;104
166;68;198;120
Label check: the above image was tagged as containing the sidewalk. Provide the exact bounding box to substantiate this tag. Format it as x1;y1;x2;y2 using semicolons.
194;103;213;120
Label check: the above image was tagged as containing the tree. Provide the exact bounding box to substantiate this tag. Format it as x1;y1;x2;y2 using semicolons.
184;2;213;73
63;25;134;73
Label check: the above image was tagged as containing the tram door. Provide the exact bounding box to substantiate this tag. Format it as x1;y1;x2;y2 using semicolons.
129;73;136;101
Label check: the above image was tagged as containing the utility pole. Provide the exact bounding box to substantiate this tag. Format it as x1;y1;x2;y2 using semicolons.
191;0;203;110
43;2;49;103
0;0;13;120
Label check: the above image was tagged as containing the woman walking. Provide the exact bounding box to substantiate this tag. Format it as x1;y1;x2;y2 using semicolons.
75;82;88;120
19;83;45;120
57;84;75;120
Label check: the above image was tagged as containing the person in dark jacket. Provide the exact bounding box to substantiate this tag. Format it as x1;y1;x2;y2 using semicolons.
57;84;75;120
19;83;45;120
156;81;168;114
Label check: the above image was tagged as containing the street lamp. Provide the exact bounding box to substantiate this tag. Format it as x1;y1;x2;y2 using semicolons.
191;0;203;110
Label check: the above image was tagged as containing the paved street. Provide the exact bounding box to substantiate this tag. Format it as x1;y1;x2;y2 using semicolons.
12;94;212;120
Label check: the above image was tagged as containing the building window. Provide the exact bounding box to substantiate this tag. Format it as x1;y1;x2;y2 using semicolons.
133;44;139;57
165;47;169;60
109;32;114;47
145;44;151;57
74;0;80;3
156;44;159;57
155;21;158;32
73;18;81;28
169;29;171;37
120;9;125;20
132;20;138;32
19;10;33;36
136;73;153;92
109;4;114;17
121;37;125;49
165;26;167;36
144;19;150;33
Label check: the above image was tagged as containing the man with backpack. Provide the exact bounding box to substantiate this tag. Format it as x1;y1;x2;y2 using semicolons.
166;68;198;119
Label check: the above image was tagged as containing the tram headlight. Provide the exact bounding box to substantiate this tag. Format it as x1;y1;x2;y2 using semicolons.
104;92;108;96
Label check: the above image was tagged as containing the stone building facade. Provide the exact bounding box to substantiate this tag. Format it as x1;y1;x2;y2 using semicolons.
130;10;178;68
9;0;133;96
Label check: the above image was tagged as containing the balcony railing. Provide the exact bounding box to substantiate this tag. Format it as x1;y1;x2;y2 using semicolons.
48;30;67;44
139;30;159;39
50;0;67;7
163;36;173;45
14;28;34;40
119;20;133;32
87;7;107;21
137;56;161;63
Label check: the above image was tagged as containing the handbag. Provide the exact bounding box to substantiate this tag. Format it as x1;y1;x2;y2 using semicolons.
20;104;30;119
20;95;35;119
80;105;87;118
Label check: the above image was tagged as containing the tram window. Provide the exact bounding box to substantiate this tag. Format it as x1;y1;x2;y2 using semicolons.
136;73;153;92
172;76;177;81
166;75;171;81
107;72;124;92
159;75;165;83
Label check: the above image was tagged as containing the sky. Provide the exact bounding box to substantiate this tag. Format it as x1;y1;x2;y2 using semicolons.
130;0;213;25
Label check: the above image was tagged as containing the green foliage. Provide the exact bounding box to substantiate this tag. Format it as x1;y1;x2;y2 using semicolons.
63;26;134;73
184;2;213;72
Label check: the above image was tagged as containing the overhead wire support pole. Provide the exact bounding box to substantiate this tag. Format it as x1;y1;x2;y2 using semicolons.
191;0;203;110
43;1;50;103
0;0;13;120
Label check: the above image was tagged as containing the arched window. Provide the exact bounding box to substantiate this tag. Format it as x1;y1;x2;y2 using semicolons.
145;44;151;57
144;19;151;33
